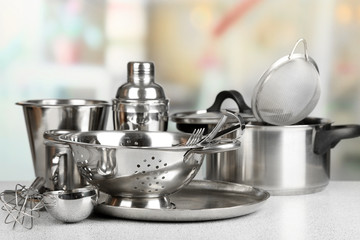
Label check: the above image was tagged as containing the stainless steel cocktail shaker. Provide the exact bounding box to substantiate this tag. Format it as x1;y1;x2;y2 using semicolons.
112;62;169;131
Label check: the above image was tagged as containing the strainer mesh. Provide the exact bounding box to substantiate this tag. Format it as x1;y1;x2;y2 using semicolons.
253;58;320;125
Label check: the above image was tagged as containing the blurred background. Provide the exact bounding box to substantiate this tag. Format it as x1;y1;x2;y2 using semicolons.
1;0;360;181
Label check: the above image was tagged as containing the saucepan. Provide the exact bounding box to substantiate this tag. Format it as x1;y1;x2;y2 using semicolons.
172;90;360;195
239;117;360;195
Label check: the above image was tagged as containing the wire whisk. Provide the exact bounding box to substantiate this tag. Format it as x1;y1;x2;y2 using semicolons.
0;177;45;230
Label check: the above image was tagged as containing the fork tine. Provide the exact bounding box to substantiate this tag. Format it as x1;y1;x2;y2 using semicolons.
187;129;199;146
186;129;198;146
186;128;204;146
187;129;197;145
192;129;202;145
196;128;205;144
194;128;203;144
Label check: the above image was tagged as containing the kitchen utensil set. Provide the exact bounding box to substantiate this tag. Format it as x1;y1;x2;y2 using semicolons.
1;39;330;228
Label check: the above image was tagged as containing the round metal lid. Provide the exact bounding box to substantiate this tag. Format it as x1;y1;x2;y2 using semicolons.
171;109;254;125
171;90;254;125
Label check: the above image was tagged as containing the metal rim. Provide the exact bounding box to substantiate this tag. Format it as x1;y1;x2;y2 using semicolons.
246;117;333;129
58;130;196;151
57;130;240;155
170;109;241;125
43;186;97;199
95;180;270;222
16;99;110;107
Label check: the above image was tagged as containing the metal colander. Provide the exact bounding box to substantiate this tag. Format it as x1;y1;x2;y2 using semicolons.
54;126;241;209
251;39;320;125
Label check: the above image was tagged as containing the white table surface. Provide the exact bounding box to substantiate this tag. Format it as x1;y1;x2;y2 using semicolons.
0;181;359;240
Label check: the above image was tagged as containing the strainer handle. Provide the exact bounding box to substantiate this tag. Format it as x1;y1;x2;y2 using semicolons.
289;38;308;61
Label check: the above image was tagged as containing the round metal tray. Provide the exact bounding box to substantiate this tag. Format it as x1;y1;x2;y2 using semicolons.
95;180;270;222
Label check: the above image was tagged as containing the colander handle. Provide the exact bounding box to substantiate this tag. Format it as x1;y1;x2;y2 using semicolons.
184;110;244;157
187;139;241;155
199;110;245;145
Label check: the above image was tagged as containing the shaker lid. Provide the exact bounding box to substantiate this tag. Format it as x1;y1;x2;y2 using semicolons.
115;62;167;101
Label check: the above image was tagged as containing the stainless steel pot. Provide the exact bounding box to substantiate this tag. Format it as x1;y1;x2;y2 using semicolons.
172;90;360;195
234;118;360;195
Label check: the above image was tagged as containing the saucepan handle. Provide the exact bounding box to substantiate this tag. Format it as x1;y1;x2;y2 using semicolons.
313;124;360;155
207;90;252;113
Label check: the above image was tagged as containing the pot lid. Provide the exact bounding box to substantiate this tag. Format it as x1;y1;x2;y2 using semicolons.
171;90;254;125
171;109;249;124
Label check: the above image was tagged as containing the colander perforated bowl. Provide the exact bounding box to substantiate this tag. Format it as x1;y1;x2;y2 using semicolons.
56;130;240;209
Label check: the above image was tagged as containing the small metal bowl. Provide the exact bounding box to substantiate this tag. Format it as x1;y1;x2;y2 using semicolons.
43;186;97;223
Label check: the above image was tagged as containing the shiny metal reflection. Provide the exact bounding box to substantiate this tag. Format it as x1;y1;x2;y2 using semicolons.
16;99;110;190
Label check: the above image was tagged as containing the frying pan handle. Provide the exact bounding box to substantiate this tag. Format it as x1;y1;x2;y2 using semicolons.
206;90;252;114
314;124;360;155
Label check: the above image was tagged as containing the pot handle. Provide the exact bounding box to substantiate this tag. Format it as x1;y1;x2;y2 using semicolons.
206;90;252;114
314;124;360;155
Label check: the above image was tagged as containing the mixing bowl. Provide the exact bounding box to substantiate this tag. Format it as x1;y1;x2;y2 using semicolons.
56;130;241;209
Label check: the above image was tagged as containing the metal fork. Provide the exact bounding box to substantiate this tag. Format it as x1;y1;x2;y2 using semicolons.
185;128;205;146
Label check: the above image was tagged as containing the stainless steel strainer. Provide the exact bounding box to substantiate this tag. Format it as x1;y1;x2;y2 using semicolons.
251;38;320;125
53;116;242;209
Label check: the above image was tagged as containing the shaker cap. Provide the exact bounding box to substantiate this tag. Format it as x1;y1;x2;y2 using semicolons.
128;62;154;75
115;61;167;101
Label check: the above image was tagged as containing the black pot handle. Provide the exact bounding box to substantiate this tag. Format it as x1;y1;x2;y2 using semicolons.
206;90;252;114
314;124;360;155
